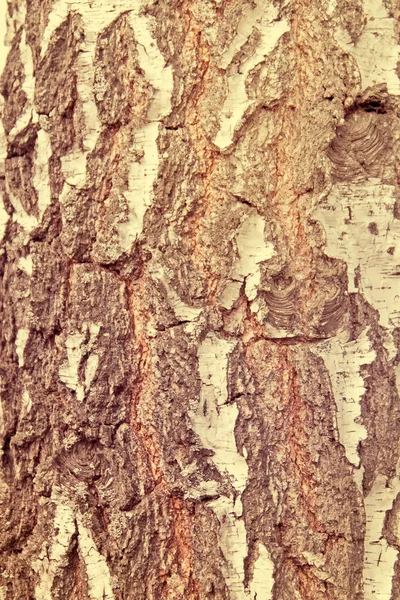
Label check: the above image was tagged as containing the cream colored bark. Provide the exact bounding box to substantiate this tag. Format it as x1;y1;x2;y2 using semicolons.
0;0;399;599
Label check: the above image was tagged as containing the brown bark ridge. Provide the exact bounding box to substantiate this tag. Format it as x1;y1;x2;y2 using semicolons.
0;0;399;599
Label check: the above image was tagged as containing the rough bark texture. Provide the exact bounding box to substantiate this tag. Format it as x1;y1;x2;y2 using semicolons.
0;0;400;599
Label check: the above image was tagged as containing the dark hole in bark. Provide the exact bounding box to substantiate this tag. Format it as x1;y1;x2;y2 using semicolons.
368;222;379;235
358;99;386;114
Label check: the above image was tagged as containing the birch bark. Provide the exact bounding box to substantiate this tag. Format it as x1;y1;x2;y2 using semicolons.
0;0;400;599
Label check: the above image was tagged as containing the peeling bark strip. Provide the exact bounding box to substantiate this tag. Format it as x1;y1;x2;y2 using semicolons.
1;0;400;598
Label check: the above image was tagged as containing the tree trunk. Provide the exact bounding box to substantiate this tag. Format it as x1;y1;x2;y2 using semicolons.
0;0;400;598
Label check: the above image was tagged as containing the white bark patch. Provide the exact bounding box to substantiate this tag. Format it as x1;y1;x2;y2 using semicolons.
220;281;243;310
41;1;101;187
17;255;33;276
59;323;101;400
15;328;29;368
249;543;274;600
75;50;101;157
59;332;85;401
4;0;26;43
327;0;336;15
129;12;173;124
77;516;115;600
315;114;400;600
208;496;249;600
117;123;161;250
196;335;234;408
214;2;289;150
5;61;38;235
43;0;104;189
40;1;70;60
312;328;375;487
6;184;37;235
0;0;8;242
364;474;400;600
43;1;173;250
0;0;9;75
190;334;254;599
314;180;400;330
33;502;76;600
20;388;32;419
9;30;38;142
117;12;173;252
220;211;274;308
34;490;114;600
33;129;52;218
193;396;246;490
90;322;101;339
42;1;128;174
335;0;400;95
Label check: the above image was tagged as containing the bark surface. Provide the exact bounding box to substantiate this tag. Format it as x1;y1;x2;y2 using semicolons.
0;0;400;599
